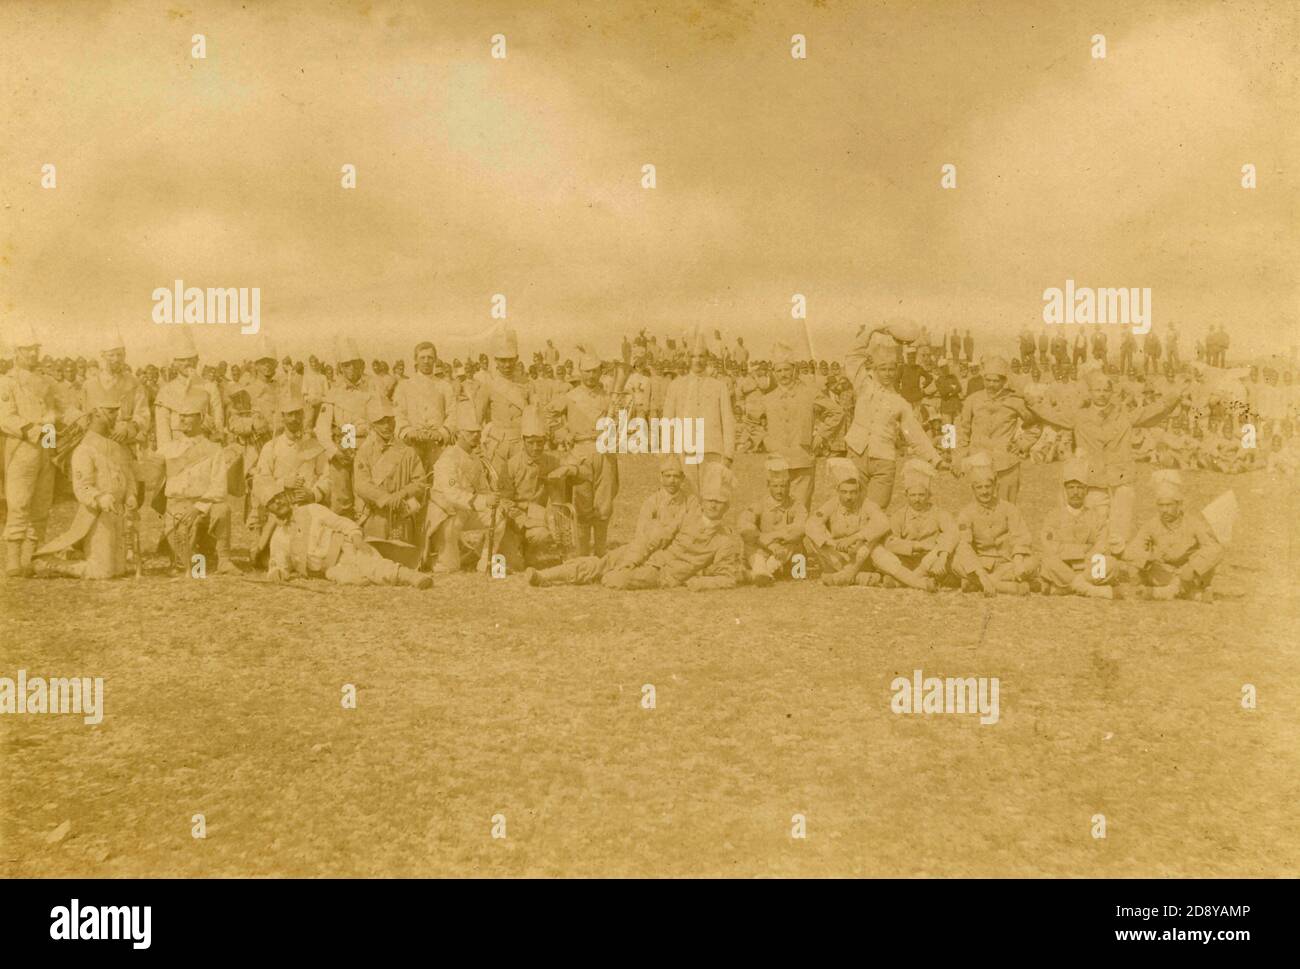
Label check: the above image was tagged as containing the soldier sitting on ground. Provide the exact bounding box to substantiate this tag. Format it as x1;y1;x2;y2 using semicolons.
738;455;806;586
952;452;1038;596
1127;470;1223;602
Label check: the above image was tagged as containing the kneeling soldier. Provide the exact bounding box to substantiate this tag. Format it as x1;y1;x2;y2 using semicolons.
160;392;240;575
35;380;139;579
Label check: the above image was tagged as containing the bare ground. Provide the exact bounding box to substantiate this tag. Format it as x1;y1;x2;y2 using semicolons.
1;456;1296;877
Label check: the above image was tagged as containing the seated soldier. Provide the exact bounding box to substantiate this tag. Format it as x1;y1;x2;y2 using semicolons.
524;463;744;591
1038;457;1119;599
879;459;958;590
495;406;578;569
261;490;431;588
738;455;806;586
631;456;700;554
1128;469;1223;602
160;391;240;575
250;390;330;515
952;452;1038;596
425;401;507;573
353;397;427;545
803;457;902;588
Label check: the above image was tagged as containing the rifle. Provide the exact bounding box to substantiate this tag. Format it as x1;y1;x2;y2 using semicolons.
478;450;502;580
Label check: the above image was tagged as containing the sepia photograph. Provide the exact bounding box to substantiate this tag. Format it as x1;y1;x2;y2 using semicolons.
0;0;1295;946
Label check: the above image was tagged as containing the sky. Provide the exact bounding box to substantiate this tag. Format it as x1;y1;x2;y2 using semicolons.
1;0;1296;363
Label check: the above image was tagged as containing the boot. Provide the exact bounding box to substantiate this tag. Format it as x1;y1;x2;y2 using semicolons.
215;543;242;575
5;540;24;578
1071;575;1113;599
822;566;858;587
592;521;609;557
853;572;882;587
20;539;37;578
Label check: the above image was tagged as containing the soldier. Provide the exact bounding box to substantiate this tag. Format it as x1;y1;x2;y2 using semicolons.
226;337;281;534
1;322;64;577
159;391;239;575
353;397;427;545
1037;457;1119;599
425;401;506;573
952;453;1038;596
34;380;139;579
525;462;744;591
251;391;331;518
1128;470;1223;601
804;457;893;587
315;337;379;519
956;355;1037;502
1026;368;1183;552
547;351;619;555
261;489;431;588
738;456;807;586
881;459;958;589
631;456;701;553
764;343;841;510
474;328;533;464
494;406;577;569
154;328;224;448
79;329;150;451
843;330;943;509
662;331;735;495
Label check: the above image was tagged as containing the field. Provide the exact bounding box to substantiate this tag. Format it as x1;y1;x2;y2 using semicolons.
1;455;1297;878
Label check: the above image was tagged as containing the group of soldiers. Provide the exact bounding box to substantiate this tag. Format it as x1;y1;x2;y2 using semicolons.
0;319;1247;600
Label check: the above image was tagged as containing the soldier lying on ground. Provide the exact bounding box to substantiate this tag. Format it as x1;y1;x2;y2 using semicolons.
260;489;432;588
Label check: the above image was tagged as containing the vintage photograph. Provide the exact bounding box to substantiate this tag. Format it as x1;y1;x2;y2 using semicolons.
1;0;1296;895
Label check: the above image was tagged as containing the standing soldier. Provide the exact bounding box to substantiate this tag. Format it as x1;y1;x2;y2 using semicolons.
843;329;943;510
1;322;64;577
226;337;281;535
34;381;138;579
764;343;840;510
474;328;533;464
80;329;150;452
352;397;427;546
425;401;505;573
547;351;619;555
315;337;379;519
738;456;807;586
393;342;456;472
154;328;224;448
159;392;240;575
662;331;735;495
956;355;1037;502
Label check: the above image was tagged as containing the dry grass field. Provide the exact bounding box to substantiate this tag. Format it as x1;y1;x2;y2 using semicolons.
1;455;1297;877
